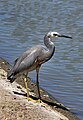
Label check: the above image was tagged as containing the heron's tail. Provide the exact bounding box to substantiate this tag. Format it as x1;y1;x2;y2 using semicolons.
7;71;16;83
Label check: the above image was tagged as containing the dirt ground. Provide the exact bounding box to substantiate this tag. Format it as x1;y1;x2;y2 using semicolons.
0;58;79;120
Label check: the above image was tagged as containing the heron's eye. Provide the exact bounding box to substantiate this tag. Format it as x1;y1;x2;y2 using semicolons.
53;34;57;36
48;35;51;38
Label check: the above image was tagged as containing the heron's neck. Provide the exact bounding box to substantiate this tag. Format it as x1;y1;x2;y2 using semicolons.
44;35;55;50
44;35;55;59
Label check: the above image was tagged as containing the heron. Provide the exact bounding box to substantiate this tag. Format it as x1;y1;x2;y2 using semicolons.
7;31;72;101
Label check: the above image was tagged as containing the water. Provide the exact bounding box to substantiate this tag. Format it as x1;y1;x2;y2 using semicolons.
0;0;83;119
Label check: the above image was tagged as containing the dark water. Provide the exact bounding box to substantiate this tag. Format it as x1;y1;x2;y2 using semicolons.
0;0;83;119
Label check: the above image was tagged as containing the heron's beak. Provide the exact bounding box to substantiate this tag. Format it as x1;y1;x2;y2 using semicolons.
58;34;72;39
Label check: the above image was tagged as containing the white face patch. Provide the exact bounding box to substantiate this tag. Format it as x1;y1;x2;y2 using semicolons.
47;31;60;37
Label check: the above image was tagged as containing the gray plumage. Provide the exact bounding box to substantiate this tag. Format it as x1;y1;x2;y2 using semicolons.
7;31;72;99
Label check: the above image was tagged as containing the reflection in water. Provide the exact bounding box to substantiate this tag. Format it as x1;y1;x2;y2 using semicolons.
0;0;83;119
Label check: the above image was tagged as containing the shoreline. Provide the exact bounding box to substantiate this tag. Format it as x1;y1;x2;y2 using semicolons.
0;58;79;120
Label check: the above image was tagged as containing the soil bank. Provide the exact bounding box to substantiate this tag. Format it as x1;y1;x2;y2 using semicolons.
0;58;79;120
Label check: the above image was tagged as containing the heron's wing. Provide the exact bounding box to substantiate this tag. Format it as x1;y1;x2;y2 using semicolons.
13;46;42;73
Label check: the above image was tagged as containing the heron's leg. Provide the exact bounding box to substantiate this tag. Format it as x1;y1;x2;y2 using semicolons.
24;72;29;97
36;66;41;100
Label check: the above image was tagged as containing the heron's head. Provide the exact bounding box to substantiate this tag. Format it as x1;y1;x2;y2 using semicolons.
47;31;72;39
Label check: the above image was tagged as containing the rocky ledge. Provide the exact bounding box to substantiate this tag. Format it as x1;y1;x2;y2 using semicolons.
0;58;79;120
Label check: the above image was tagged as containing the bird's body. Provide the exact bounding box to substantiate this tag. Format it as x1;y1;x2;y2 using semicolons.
7;31;72;100
14;44;54;73
12;45;45;73
8;33;55;82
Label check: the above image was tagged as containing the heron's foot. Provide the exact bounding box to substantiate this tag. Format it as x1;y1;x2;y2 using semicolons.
37;99;42;103
38;95;42;102
37;98;47;105
26;97;41;103
26;97;36;102
25;95;43;103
